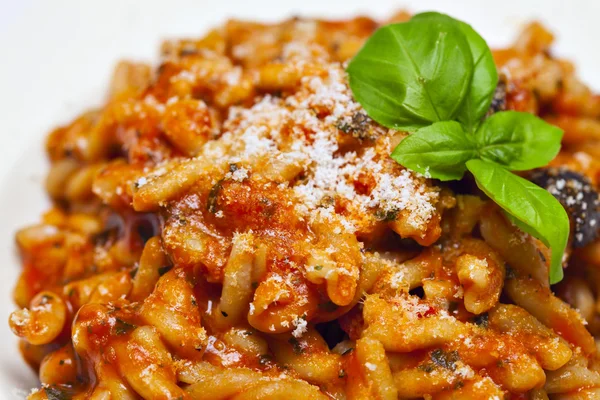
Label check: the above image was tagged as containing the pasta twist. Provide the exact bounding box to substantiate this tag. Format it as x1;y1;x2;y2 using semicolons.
13;13;600;400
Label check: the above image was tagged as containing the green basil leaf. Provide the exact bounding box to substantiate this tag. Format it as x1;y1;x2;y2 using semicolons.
391;121;476;181
466;159;569;283
412;12;498;132
454;22;498;131
347;18;474;131
44;386;75;400
475;111;563;170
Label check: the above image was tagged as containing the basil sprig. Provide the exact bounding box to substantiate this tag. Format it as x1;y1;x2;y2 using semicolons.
347;12;569;284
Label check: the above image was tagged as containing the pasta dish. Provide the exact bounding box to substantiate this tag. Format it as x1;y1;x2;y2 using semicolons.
9;11;600;399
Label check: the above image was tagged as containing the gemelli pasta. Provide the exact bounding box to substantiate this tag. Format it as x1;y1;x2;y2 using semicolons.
9;11;600;399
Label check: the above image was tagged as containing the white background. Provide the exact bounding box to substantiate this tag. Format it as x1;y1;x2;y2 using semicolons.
1;0;599;397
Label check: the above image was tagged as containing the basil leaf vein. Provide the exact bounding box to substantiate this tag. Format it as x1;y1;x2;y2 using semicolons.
454;21;498;131
412;12;498;132
466;159;569;283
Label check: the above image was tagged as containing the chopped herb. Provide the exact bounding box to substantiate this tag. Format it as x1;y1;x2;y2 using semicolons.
221;311;228;317
336;120;350;133
59;360;65;366
430;349;460;371
228;163;239;172
418;363;435;373
114;319;137;336
44;385;72;400
374;207;399;222
338;369;347;378
207;179;224;214
191;298;197;307
336;112;374;140
318;195;335;207
288;337;304;354
454;381;465;389
314;265;323;271
259;197;276;218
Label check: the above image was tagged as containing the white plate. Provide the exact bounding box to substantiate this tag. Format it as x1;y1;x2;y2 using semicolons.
1;0;599;397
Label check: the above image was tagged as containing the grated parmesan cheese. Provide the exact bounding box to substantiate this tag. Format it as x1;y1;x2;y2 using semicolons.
210;61;438;236
365;362;377;371
226;166;249;182
291;316;308;338
454;363;475;379
135;176;148;188
389;270;406;289
141;41;441;307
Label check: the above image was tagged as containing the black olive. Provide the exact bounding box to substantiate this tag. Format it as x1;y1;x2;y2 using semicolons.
486;76;507;117
335;111;375;140
530;167;600;247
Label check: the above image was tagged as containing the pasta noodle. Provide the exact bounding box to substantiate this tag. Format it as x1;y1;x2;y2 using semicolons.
9;11;600;399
